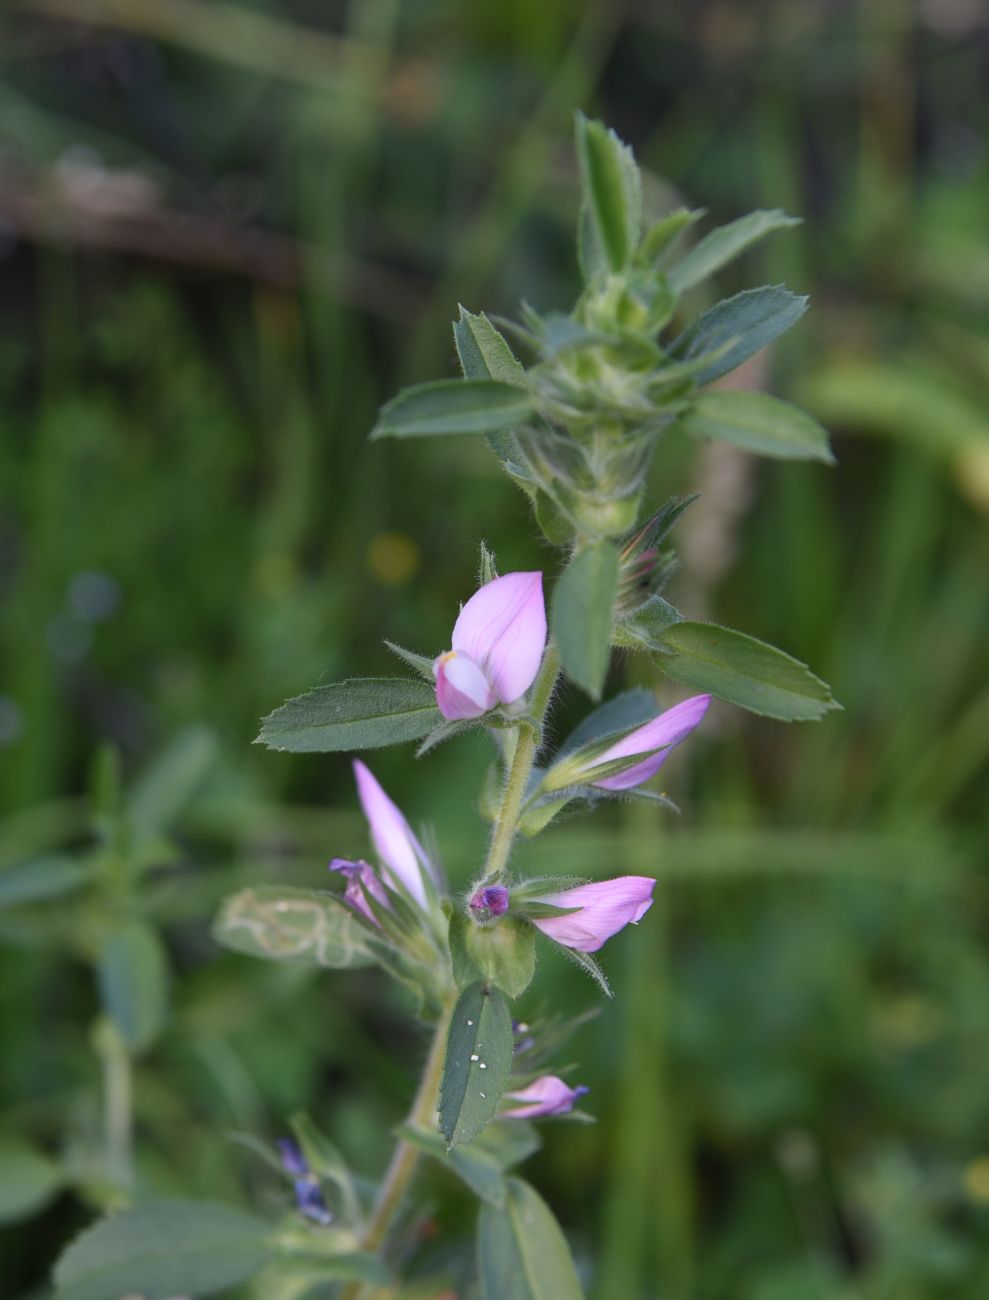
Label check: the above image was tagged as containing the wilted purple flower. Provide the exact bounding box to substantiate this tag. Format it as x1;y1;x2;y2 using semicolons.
329;858;390;924
433;572;546;721
502;1075;589;1119
529;876;656;953
277;1137;333;1226
582;694;710;790
469;885;510;917
352;759;433;908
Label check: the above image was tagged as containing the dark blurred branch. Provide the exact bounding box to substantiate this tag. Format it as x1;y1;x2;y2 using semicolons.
12;0;424;93
0;166;426;316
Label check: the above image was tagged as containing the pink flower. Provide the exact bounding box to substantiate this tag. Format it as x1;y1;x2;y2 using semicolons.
433;572;546;721
583;694;710;790
502;1075;589;1119
329;858;390;925
352;759;433;908
529;876;656;952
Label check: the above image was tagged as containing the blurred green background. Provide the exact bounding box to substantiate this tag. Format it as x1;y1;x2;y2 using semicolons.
2;1;988;1297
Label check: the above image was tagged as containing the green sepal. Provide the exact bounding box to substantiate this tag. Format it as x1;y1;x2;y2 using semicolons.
449;911;536;999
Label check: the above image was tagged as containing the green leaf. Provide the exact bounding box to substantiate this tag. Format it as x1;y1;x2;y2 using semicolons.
669;285;808;386
439;981;514;1148
449;912;536;999
126;726;216;844
257;677;441;752
676;390;834;463
0;1138;62;1225
454;307;527;384
551;541;620;699
654;622;839;721
97;921;169;1053
575;114;641;277
53;1199;274;1300
0;856;92;912
383;641;435;680
636;207;705;268
667;209;800;294
214;886;374;969
396;1123;506;1207
477;1176;584;1300
371;379;533;440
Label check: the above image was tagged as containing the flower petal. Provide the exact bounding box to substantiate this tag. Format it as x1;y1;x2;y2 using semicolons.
451;571;546;705
352;761;430;908
529;876;656;952
330;857;390;924
432;649;496;720
591;694;710;791
502;1074;589;1119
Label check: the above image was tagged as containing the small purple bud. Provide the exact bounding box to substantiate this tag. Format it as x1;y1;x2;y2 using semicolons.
512;1019;535;1054
277;1137;333;1226
469;885;510;917
277;1137;308;1176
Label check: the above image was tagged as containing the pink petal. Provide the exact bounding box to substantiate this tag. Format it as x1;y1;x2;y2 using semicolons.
352;760;429;908
330;858;389;925
591;694;710;791
432;650;496;720
451;572;546;706
530;876;656;952
502;1074;589;1119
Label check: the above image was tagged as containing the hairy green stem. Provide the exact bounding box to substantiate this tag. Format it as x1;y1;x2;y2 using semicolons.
482;644;561;882
341;994;455;1300
344;647;561;1296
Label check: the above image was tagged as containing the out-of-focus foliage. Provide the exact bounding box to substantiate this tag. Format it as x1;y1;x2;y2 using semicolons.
1;2;987;1297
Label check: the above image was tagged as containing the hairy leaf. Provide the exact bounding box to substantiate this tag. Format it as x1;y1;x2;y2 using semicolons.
53;1199;273;1299
551;541;620;700
257;678;441;752
478;1177;584;1300
575;114;641;277
669;285;808;386
439;981;514;1148
676;390;834;463
371;379;533;439
668;209;800;293
655;622;839;721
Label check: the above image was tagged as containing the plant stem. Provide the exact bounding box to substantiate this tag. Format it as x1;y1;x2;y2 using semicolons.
341;994;455;1300
343;647;561;1298
482;644;560;881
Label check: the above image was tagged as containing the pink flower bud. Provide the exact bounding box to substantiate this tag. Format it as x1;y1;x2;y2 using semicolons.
529;876;656;952
433;572;546;721
502;1074;589;1119
329;858;390;925
352;760;433;908
584;694;710;790
469;885;510;917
